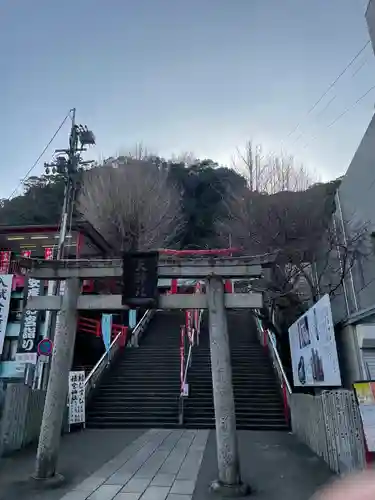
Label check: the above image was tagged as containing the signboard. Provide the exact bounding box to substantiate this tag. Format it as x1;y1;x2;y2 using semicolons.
0;275;13;355
44;247;54;260
21;250;31;258
288;294;341;387
16;277;43;365
0;251;11;274
37;338;53;357
122;251;159;307
68;371;85;425
353;381;375;452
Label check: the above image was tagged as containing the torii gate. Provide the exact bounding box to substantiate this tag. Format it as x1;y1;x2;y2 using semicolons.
19;252;272;496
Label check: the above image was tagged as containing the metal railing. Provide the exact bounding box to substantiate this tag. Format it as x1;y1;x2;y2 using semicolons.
84;310;153;403
254;311;292;423
178;307;204;425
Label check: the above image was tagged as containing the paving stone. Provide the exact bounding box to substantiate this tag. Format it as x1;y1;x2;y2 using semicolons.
73;475;107;492
95;431;159;478
121;477;151;493
166;495;192;500
159;432;195;475
114;494;142;500
151;473;176;487
140;486;170;500
135;450;170;478
170;479;196;495
105;472;133;485
60;493;91;500
88;484;122;500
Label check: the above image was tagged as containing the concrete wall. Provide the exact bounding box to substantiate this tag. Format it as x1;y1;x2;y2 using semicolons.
0;383;46;456
290;389;366;474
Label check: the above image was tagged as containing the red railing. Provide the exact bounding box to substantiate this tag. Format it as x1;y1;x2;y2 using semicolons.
160;248;240;256
77;315;128;346
77;316;101;337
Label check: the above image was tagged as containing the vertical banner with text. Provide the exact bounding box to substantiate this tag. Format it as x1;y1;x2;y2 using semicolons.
0;275;13;355
16;277;43;364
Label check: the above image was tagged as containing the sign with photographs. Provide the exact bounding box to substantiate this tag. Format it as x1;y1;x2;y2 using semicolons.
122;251;159;307
0;275;13;355
16;277;43;365
288;294;341;387
68;371;85;425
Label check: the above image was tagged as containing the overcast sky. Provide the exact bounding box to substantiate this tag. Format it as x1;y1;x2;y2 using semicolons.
1;0;374;198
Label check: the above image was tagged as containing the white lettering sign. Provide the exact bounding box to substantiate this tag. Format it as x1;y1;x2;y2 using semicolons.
68;371;85;425
16;278;41;364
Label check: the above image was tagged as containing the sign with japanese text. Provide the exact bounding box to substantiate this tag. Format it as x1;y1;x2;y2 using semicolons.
21;250;31;258
68;371;85;425
44;247;54;260
0;275;13;354
16;277;43;365
0;251;11;274
122;251;158;307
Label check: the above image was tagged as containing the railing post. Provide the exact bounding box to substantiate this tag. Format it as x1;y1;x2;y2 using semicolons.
206;276;250;496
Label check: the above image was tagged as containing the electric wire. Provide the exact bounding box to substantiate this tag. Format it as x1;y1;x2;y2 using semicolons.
302;84;375;150
285;41;370;141
7;111;72;200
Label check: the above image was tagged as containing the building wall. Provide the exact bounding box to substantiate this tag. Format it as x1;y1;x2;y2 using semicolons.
366;0;375;56
327;114;375;323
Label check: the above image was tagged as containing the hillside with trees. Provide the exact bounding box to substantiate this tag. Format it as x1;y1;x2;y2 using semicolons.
3;145;365;333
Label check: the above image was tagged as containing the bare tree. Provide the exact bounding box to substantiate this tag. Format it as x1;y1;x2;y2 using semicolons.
233;141;319;194
219;180;369;307
78;158;183;253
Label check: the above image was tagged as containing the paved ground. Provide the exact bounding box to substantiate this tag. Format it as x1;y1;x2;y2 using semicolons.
0;429;144;500
194;430;333;500
0;429;333;500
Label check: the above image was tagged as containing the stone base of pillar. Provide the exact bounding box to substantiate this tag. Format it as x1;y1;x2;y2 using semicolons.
30;473;66;489
210;479;252;497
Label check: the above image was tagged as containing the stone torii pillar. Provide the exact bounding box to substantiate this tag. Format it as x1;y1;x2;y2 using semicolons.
207;276;250;496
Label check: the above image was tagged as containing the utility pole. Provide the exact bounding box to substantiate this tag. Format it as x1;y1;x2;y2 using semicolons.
207;276;250;497
34;109;95;481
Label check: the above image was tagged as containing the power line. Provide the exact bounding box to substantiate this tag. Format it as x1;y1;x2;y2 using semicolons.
7;111;72;200
285;40;370;140
302;84;375;150
327;84;375;128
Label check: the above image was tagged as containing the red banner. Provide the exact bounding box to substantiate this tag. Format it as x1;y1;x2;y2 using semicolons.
0;251;11;274
44;247;54;260
180;326;185;392
21;250;31;258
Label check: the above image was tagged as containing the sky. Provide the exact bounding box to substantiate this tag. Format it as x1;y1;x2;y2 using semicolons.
1;0;375;198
